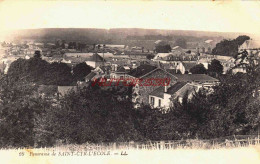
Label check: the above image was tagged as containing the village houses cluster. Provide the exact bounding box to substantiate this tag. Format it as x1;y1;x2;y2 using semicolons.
1;39;260;110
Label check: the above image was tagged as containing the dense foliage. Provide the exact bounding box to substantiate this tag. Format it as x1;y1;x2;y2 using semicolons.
190;64;207;74
154;44;172;53
212;35;250;57
72;62;93;81
208;59;224;77
0;49;259;148
7;56;92;86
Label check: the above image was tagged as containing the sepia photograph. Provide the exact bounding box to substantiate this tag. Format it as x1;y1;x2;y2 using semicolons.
0;0;260;163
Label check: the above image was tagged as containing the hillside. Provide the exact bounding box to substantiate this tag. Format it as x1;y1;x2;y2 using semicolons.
2;28;250;49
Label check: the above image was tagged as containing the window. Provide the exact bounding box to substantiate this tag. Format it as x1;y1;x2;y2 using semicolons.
150;97;155;106
158;99;161;107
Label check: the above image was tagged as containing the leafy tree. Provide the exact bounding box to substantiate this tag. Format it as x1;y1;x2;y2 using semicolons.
43;62;74;86
190;64;207;74
134;105;164;140
0;76;54;147
8;57;74;86
212;35;250;57
208;59;223;77
53;85;143;144
73;62;93;81
146;54;155;60
8;57;49;84
235;35;251;46
34;50;41;58
155;44;171;53
244;99;260;133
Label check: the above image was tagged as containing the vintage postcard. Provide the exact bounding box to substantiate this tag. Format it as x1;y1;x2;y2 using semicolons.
0;0;260;163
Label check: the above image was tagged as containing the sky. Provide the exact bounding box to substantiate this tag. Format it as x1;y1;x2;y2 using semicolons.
0;0;260;36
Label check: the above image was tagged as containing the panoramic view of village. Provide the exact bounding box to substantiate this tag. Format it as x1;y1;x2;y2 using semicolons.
1;28;260;147
0;0;260;163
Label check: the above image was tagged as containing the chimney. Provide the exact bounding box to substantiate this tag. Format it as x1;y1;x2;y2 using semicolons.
164;85;168;92
164;81;169;92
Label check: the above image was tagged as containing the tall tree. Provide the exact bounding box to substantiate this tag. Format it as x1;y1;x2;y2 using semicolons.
212;35;250;57
53;86;143;143
7;57;49;84
0;77;52;147
73;62;93;81
43;62;74;86
190;64;207;74
208;59;224;77
155;44;171;53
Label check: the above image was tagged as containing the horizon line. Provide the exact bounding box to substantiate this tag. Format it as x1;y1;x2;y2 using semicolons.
3;27;253;35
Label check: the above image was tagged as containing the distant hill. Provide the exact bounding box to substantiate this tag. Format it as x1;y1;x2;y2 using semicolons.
3;28;251;49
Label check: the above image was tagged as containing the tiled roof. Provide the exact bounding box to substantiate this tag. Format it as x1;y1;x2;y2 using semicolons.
166;82;188;94
97;53;114;59
182;62;197;70
65;57;84;63
176;84;199;98
98;65;112;72
85;72;97;81
161;63;176;70
86;53;106;62
128;64;157;78
115;66;126;73
173;74;219;82
149;82;187;98
149;87;165;98
166;69;178;74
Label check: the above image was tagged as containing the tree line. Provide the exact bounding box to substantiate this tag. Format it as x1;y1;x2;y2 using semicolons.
7;54;93;86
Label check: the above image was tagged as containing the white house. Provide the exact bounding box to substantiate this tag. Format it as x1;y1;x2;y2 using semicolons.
149;82;200;110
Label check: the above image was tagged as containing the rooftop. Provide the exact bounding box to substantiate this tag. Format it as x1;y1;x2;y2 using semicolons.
86;53;106;62
115;66;127;73
128;64;157;78
167;82;188;94
173;74;219;82
85;72;97;81
182;62;197;70
149;82;187;98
